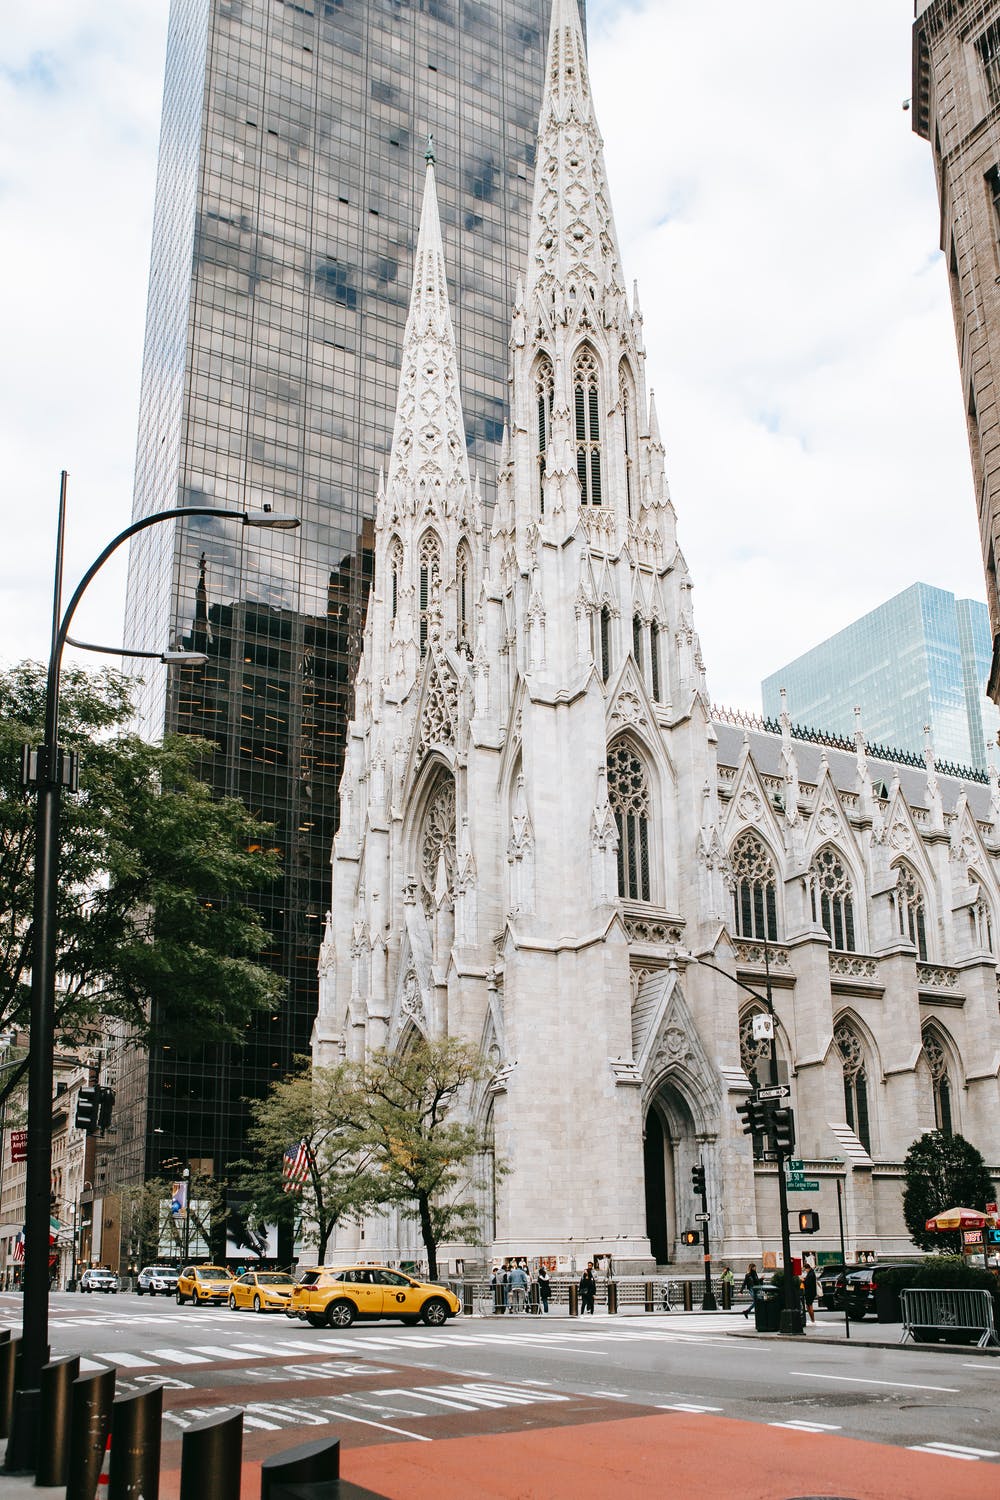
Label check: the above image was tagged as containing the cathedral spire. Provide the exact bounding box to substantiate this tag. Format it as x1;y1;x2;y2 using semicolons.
525;0;625;313
385;154;470;497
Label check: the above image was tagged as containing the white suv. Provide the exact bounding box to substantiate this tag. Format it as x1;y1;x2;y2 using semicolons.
80;1269;119;1294
136;1265;179;1297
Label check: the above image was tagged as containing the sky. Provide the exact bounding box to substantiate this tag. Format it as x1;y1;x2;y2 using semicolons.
0;0;982;711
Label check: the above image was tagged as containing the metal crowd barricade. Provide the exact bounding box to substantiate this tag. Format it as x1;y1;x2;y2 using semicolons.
900;1286;999;1349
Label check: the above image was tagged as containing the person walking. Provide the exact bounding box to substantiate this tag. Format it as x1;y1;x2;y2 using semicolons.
579;1263;597;1315
508;1260;528;1314
741;1262;761;1319
536;1263;551;1313
801;1257;817;1325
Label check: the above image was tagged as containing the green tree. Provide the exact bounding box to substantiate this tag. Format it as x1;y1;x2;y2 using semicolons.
350;1037;494;1280
0;661;284;1106
901;1131;995;1252
238;1062;383;1262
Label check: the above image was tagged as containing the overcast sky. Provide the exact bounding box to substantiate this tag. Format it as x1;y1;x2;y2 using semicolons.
0;0;980;711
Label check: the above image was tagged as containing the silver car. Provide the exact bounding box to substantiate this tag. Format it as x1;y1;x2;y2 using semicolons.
80;1269;119;1294
136;1265;179;1296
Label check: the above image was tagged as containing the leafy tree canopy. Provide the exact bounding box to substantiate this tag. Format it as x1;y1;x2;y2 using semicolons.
0;662;284;1103
901;1130;995;1252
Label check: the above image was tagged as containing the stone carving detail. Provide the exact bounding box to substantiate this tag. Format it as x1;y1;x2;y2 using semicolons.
888;815;914;853
400;969;428;1032
417;656;458;757
732;939;792;971
816;803;841;838
736;788;764;824
829;953;878;981
915;963;959;991
609;689;649;735
623;916;683;945
420;777;456;912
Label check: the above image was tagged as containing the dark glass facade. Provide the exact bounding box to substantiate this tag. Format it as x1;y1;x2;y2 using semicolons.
120;0;562;1197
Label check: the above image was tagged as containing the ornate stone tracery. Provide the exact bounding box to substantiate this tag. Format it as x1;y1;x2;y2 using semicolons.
608;738;650;901
811;846;856;952
730;829;778;941
419;774;456;911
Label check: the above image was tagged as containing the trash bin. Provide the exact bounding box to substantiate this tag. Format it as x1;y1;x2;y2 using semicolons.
754;1286;782;1333
874;1283;901;1324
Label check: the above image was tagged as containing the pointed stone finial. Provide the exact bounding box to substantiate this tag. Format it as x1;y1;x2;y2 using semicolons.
778;689;800;823
648;390;663;450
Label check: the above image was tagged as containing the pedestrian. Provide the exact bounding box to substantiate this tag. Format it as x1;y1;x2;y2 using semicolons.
741;1261;761;1319
579;1262;596;1315
801;1257;817;1325
508;1260;528;1314
537;1263;551;1313
720;1264;734;1306
490;1265;504;1314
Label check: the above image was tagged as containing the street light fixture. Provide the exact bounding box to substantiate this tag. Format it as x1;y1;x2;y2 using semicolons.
7;474;299;1471
671;943;805;1337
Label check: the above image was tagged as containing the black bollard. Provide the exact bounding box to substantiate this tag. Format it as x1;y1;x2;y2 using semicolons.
0;1337;19;1439
66;1365;116;1500
36;1354;81;1486
260;1436;341;1499
607;1281;618;1315
528;1280;540;1315
462;1282;473;1317
721;1279;732;1311
109;1384;162;1499
683;1280;693;1312
644;1281;655;1313
180;1409;244;1500
568;1283;579;1317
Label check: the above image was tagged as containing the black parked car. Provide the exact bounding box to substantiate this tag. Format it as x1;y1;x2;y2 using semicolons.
841;1262;922;1319
818;1263;854;1309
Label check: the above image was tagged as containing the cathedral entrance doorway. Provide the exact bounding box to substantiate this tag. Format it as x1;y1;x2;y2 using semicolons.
643;1086;697;1267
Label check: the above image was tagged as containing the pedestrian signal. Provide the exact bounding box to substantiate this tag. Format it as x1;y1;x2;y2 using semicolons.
681;1230;699;1246
797;1210;820;1233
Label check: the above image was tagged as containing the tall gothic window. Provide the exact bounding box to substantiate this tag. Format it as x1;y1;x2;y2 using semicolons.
922;1026;954;1135
388;537;403;623
969;875;995;954
650;621;661;702
730;830;778;942
835;1020;871;1153
535;357;553;514
620;362;637;518
600;605;612;683
419;771;456;913
893;862;928;961
608;738;651;901
418;532;440;657
632;614;643;671
740;1011;774;1156
811;846;856;952
456;541;471;649
574;346;602;506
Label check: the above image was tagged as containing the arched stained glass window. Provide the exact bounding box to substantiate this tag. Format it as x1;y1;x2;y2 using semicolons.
608;738;651;902
893;863;928;961
600;605;612;683
632;614;643;671
418;532;440;658
456;541;471;648
730;830;778;942
922;1026;954;1136
419;771;456;911
812;847;856;952
535;357;553;514
388;537;403;623
835;1020;871;1153
621;362;637;518
969;875;995;954
650;621;661;702
574;347;602;506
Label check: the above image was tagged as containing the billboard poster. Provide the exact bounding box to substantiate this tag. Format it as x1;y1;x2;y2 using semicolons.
157;1196;210;1259
225;1193;277;1261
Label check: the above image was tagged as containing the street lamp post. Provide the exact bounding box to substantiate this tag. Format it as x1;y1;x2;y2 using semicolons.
6;476;298;1471
673;943;804;1337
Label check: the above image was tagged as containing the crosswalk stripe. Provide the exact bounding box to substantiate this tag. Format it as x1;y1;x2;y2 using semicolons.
97;1352;156;1368
149;1348;211;1364
231;1342;280;1356
906;1446;980;1461
379;1388;480;1412
191;1346;244;1359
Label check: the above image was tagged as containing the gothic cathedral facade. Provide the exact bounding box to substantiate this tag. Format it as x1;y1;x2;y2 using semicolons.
314;0;1000;1270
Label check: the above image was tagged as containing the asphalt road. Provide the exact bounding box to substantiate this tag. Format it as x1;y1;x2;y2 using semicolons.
3;1291;997;1497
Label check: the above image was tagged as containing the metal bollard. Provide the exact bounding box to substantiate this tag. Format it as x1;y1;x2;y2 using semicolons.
462;1282;473;1317
110;1384;162;1499
180;1409;244;1500
683;1280;693;1312
0;1336;19;1439
66;1365;116;1500
260;1436;341;1499
721;1279;732;1311
36;1354;81;1486
528;1281;540;1315
568;1283;579;1317
607;1281;618;1315
644;1281;655;1313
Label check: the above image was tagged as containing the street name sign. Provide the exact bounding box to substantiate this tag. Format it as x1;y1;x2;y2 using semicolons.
786;1158;804;1174
788;1179;819;1192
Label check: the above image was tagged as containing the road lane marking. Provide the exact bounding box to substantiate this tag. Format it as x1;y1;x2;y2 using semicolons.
769;1420;842;1434
656;1403;722;1413
906;1446;980;1460
789;1371;959;1393
919;1442;1000;1458
318;1406;430;1440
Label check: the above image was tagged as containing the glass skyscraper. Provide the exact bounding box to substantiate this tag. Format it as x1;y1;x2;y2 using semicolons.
118;0;564;1200
761;583;1000;772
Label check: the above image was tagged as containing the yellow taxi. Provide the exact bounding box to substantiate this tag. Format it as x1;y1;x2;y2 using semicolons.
176;1264;234;1306
228;1270;296;1313
289;1264;460;1329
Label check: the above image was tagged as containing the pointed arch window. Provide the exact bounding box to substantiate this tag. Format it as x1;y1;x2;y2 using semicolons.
632;614;643;672
456;540;471;649
969;875;995;954
730;830;778;941
418;532;440;658
922;1026;955;1135
388;537;403;624
574;346;602;505
835;1019;871;1153
740;1010;774;1157
811;847;856;952
600;605;612;683
419;770;456;914
535;357;554;515
620;362;637;518
650;621;661;702
608;738;651;901
893;862;928;960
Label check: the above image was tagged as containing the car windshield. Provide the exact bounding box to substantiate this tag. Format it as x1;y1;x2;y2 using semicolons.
297;1270;322;1286
146;1268;174;1275
257;1274;293;1285
195;1268;229;1280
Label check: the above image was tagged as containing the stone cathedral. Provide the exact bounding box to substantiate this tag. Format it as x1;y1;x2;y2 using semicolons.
314;0;1000;1271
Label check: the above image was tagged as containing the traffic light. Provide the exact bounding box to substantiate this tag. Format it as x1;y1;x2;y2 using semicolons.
74;1087;99;1134
97;1087;115;1132
681;1229;699;1246
737;1097;771;1137
771;1105;796;1155
691;1164;706;1196
736;1099;754;1136
798;1210;820;1234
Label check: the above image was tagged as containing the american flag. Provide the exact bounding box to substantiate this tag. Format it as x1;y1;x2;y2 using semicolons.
282;1140;311;1195
12;1231;24;1263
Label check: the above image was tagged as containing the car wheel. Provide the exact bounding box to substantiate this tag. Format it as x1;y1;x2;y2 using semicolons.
325;1299;356;1329
176;1290;185;1305
306;1312;326;1329
253;1295;262;1313
136;1287;144;1296
400;1315;420;1325
421;1297;449;1327
228;1294;237;1310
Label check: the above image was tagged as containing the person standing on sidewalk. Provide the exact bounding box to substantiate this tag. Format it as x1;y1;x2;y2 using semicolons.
579;1263;597;1315
802;1257;817;1325
537;1263;551;1313
741;1262;761;1319
508;1260;528;1314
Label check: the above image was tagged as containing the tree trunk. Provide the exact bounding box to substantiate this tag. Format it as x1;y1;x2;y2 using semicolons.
417;1193;437;1279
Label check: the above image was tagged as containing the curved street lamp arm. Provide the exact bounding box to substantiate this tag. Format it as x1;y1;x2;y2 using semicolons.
678;952;773;1013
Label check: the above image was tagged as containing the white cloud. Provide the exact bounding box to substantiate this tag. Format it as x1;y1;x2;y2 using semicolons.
0;0;980;711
